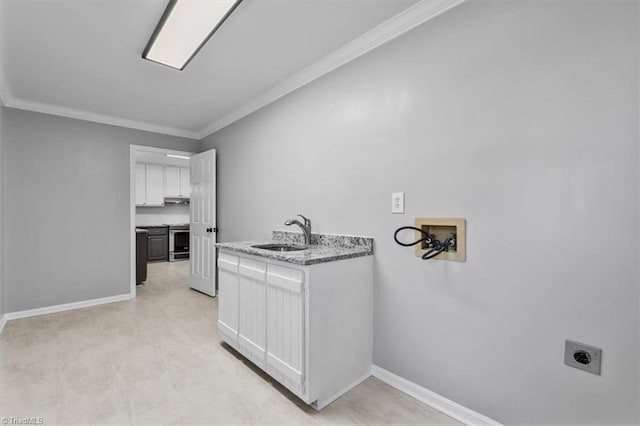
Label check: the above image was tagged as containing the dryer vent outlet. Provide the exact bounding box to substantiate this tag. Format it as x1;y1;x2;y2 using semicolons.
564;340;602;375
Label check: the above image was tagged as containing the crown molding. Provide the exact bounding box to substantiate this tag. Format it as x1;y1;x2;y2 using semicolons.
1;50;196;137
3;96;200;139
195;0;466;139
0;0;463;140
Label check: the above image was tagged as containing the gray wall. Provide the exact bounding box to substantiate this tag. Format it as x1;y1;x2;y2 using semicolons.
4;109;199;312
200;1;639;424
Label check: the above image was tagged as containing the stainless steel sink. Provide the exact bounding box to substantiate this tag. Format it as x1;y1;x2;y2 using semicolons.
252;243;307;252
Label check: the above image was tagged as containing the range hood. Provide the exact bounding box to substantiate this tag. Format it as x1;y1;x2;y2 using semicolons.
164;196;190;205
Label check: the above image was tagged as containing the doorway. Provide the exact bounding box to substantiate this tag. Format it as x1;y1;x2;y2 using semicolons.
129;145;195;298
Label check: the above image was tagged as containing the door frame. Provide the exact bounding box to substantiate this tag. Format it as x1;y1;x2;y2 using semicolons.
129;145;196;298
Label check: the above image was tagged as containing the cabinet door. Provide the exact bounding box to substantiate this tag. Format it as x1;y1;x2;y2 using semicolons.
180;167;190;197
266;264;305;394
148;235;167;261
145;164;164;206
164;166;181;197
217;252;239;345
238;259;267;369
135;164;146;206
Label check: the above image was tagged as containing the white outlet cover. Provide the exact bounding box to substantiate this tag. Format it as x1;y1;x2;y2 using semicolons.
392;192;405;214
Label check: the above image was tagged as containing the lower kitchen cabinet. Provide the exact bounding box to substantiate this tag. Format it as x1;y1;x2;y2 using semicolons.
137;226;168;261
148;235;168;261
217;250;373;410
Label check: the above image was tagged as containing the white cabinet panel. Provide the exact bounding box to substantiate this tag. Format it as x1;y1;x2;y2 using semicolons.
238;259;267;369
180;167;190;197
165;166;190;197
136;163;164;206
266;264;305;394
135;163;146;206
218;253;239;344
164;166;181;197
145;164;164;206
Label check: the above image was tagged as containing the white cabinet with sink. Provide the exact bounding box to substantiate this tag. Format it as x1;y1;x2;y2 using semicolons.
217;248;373;410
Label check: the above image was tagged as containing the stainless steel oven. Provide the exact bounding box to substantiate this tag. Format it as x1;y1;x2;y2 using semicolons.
169;224;189;261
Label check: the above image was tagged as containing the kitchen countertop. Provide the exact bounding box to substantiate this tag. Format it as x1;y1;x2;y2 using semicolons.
215;230;374;266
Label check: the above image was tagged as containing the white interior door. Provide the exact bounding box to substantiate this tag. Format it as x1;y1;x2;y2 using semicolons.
190;149;216;296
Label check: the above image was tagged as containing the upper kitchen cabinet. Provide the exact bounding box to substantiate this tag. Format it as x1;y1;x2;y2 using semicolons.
180;167;190;197
145;165;164;205
165;166;191;198
164;166;181;197
135;164;146;206
135;163;164;206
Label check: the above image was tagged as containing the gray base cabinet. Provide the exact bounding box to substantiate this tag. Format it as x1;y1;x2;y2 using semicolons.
138;226;169;262
148;235;168;261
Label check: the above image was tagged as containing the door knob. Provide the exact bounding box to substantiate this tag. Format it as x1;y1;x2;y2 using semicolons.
206;227;212;233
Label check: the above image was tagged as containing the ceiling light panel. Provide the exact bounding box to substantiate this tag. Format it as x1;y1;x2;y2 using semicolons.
143;0;241;71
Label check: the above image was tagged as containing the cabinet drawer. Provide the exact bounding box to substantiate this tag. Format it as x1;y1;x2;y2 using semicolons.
218;252;239;272
239;258;266;281
267;264;304;293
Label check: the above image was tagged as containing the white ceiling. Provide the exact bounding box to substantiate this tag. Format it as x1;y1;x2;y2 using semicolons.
0;0;462;139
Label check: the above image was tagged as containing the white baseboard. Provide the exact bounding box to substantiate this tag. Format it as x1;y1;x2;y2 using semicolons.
0;314;7;334
371;365;502;426
2;293;134;323
312;369;372;411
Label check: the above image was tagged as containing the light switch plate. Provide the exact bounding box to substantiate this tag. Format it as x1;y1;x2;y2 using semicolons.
392;192;405;214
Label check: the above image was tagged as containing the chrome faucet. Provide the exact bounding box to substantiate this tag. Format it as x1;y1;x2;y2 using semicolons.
284;214;312;245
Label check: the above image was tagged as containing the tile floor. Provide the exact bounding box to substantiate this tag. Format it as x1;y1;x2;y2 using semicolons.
0;261;459;425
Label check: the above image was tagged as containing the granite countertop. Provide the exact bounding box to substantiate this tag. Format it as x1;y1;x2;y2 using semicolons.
215;230;374;266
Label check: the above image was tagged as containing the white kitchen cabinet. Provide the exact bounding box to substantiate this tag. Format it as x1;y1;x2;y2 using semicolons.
217;250;373;410
145;164;164;206
135;163;146;206
266;264;305;393
165;166;190;197
135;163;164;206
180;167;190;197
164;166;181;197
218;252;239;344
238;258;268;369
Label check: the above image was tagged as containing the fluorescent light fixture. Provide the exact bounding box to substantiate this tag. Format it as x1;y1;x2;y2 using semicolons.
142;0;242;70
165;154;191;160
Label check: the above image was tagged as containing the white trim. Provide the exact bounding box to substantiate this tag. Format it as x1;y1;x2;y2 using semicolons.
196;0;466;138
130;145;137;299
311;370;372;411
4;96;199;139
371;365;502;426
0;315;7;334
3;293;133;321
